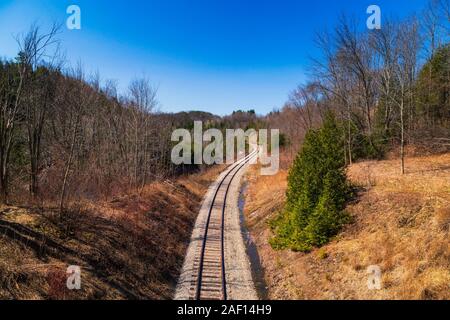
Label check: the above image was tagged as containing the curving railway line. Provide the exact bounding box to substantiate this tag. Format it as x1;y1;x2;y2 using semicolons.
176;149;259;300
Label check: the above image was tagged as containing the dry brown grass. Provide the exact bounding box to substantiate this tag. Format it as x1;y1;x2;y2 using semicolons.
244;153;450;300
0;166;222;300
245;166;287;232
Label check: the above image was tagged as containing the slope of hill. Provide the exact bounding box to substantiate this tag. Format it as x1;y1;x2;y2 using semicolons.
0;167;222;300
244;152;450;300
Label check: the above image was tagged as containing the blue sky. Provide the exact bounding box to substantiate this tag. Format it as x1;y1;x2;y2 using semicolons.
0;0;428;115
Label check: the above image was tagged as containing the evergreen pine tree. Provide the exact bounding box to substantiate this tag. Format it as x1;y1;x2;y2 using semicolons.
271;112;352;251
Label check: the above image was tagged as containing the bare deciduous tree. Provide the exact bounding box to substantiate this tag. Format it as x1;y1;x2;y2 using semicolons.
17;24;61;199
127;77;158;190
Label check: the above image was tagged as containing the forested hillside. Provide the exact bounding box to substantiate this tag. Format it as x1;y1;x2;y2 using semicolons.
244;0;449;300
0;24;236;299
265;1;449;168
271;0;449;251
0;26;228;212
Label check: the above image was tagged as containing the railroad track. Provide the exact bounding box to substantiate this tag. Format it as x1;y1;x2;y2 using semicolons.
190;149;258;300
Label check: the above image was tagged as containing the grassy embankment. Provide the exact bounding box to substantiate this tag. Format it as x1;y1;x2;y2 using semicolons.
0;167;222;300
244;152;450;300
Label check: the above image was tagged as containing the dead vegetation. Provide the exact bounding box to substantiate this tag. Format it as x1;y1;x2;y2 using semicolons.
0;166;221;300
244;153;450;300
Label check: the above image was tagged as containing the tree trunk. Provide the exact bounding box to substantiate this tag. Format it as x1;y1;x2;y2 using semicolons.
0;163;8;205
347;104;353;165
400;101;405;175
59;117;79;217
